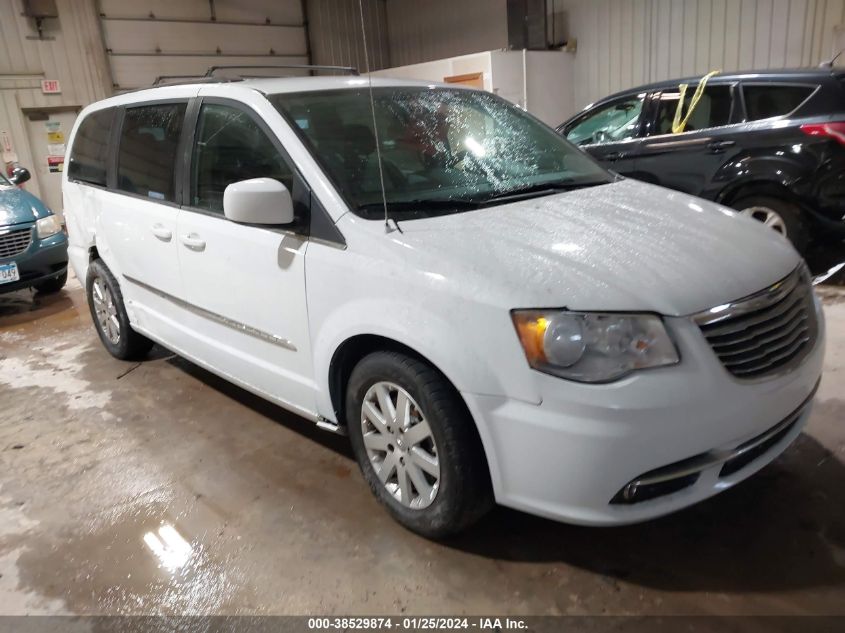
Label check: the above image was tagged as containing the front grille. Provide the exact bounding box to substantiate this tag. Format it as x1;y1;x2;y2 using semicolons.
695;266;818;379
0;227;33;259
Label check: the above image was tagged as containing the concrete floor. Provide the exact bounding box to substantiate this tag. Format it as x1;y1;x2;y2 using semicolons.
0;273;844;616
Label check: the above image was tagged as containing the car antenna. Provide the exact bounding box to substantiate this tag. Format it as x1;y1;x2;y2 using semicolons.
819;48;844;68
357;0;400;233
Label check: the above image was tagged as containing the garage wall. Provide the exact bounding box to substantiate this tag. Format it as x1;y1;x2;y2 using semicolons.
306;0;511;71
98;0;310;90
307;0;390;72
0;0;111;201
385;0;509;68
561;0;845;113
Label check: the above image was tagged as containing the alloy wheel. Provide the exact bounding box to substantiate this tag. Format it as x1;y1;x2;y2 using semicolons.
92;277;121;345
740;206;787;236
361;381;440;509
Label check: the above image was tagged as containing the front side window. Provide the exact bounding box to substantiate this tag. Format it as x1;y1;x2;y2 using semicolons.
117;103;186;202
190;103;293;213
272;88;611;219
565;96;645;146
68;108;114;186
651;85;734;135
743;84;815;121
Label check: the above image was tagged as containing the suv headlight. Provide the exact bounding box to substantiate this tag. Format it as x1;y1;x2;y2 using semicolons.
36;214;62;239
511;310;679;383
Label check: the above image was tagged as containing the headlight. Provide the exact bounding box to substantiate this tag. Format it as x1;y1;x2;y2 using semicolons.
36;214;62;239
511;310;679;383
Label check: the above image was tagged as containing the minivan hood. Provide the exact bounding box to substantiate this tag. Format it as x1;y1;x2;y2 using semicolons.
0;186;52;228
391;179;800;316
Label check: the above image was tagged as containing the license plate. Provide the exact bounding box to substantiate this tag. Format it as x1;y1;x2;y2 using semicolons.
0;261;20;284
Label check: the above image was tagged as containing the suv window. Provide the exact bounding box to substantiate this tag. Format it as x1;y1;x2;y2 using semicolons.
652;84;734;135
565;95;644;146
190;103;293;213
68;108;114;186
743;84;814;120
117;103;186;202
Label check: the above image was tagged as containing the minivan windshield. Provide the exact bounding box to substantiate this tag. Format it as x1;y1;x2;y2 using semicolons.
271;87;612;219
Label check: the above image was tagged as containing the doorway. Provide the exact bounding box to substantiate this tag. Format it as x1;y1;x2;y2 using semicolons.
23;107;80;223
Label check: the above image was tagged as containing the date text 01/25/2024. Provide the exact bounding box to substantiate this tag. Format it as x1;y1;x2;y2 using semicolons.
307;617;528;630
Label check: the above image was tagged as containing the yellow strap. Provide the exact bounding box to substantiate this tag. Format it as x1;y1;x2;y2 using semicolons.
671;70;721;134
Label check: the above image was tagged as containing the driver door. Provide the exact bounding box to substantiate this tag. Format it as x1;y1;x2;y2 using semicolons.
560;93;646;177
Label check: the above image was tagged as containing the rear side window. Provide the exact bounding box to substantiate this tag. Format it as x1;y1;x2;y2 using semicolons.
68;108;114;186
652;85;735;135
117;103;186;202
743;85;815;120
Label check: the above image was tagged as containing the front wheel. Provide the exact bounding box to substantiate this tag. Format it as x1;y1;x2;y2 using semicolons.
34;269;67;294
346;351;492;538
86;259;154;360
732;195;810;255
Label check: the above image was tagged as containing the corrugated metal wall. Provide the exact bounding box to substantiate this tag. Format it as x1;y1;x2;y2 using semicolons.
98;0;309;90
306;0;509;71
0;0;111;199
562;0;845;111
386;0;509;67
307;0;389;71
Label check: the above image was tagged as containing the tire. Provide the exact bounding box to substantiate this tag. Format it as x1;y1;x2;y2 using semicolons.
86;259;154;360
731;195;810;255
33;269;67;294
346;351;493;538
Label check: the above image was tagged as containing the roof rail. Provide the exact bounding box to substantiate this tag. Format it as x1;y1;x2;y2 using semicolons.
204;64;359;78
151;74;242;87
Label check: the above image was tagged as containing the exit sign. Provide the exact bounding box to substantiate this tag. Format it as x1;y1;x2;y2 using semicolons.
41;79;61;94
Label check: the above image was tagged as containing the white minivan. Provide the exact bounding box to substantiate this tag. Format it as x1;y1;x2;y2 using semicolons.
63;74;825;537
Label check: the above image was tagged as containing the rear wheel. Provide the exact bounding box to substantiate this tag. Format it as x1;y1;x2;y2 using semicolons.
346;351;493;538
732;195;809;255
86;259;153;360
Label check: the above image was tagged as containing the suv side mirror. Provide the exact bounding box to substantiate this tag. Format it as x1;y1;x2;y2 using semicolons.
223;178;294;225
9;166;30;185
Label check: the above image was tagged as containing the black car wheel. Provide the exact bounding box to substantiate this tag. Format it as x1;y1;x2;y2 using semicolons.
733;195;809;254
346;350;493;538
33;269;67;294
86;259;154;360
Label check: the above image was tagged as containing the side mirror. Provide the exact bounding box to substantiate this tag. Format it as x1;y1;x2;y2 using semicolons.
9;166;30;185
223;178;294;225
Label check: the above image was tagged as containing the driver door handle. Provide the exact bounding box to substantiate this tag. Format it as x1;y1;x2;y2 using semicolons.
707;140;736;153
151;224;172;242
602;151;624;161
180;233;206;252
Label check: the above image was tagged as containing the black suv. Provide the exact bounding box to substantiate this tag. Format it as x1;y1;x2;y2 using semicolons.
558;68;845;255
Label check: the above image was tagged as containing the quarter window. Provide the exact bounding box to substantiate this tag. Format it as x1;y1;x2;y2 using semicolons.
652;85;734;135
117;103;186;202
190;103;293;213
68;108;114;186
565;96;645;146
743;85;814;120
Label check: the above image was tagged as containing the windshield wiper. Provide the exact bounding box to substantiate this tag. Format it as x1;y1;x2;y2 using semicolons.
481;180;610;204
357;199;483;215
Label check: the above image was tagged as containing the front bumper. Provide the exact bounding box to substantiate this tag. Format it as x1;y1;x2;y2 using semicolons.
0;227;68;294
463;303;826;526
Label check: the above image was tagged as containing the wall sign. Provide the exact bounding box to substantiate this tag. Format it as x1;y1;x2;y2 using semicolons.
41;79;61;94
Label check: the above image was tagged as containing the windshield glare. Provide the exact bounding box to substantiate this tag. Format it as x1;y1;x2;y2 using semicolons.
272;87;611;218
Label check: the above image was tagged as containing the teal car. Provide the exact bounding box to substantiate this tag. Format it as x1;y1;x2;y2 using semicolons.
0;167;68;294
